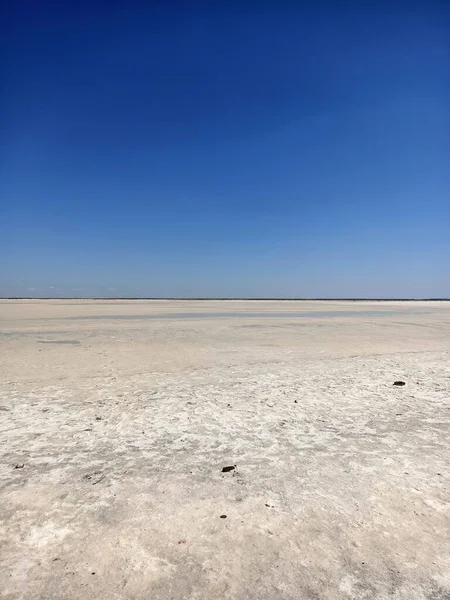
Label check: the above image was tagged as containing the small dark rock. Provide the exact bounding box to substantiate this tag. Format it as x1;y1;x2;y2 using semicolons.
14;463;24;469
220;515;227;519
221;465;236;473
393;381;405;386
95;416;102;420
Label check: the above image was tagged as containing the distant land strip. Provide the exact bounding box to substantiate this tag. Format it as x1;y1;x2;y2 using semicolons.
1;298;449;302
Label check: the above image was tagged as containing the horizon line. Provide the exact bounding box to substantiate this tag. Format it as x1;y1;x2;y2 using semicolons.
1;297;449;302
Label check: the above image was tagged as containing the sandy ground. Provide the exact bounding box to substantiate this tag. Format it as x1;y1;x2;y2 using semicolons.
0;299;449;600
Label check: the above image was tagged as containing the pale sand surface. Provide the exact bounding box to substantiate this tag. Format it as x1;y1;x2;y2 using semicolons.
0;299;449;599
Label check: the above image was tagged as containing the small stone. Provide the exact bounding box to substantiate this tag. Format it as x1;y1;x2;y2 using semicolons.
221;465;236;473
393;381;405;386
14;463;24;469
220;515;227;519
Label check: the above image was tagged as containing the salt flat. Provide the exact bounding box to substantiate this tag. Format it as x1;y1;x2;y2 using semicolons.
0;299;449;600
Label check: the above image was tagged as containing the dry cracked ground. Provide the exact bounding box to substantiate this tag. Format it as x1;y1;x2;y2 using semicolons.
0;299;449;599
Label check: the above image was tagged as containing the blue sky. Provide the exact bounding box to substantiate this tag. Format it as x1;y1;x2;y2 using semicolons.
1;1;449;298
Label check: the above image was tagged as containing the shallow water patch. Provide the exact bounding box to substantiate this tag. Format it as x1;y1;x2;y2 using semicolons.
37;340;81;345
63;309;426;321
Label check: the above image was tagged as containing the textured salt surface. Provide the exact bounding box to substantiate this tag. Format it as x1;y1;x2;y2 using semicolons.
0;299;449;600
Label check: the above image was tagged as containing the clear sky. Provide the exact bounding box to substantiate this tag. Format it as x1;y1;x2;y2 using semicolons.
1;1;449;298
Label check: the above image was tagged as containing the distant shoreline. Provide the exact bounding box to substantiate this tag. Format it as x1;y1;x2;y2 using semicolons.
1;297;449;302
